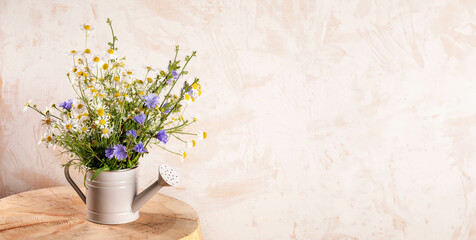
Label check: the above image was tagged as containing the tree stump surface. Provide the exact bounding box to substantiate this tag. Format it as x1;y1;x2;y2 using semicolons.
0;186;202;240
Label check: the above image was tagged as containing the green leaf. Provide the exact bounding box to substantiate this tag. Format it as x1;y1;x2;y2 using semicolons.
91;165;110;181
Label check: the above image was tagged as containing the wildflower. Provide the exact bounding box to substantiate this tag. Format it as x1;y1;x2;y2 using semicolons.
38;133;55;148
113;144;128;160
192;82;200;90
133;113;146;124
184;93;194;104
105;144;115;159
59;99;73;110
198;130;207;140
172;70;180;79
142;93;159;109
161;102;171;114
95;117;109;129
156;130;168;144
73;100;86;114
187;140;196;148
23;100;31;112
133;142;147;153
68;50;78;57
126;129;136;137
41;111;55;132
79;125;89;135
107;49;117;60
62;118;77;132
96;107;106;117
101;128;112;138
81;24;93;31
180;150;186;162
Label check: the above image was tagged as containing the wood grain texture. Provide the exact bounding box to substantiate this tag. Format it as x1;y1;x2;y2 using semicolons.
0;186;201;240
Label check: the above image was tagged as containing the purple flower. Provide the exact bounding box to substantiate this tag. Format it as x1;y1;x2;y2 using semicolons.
59;99;73;110
142;93;159;109
172;70;180;79
105;144;115;159
156;130;168;144
133;142;147;153
126;129;136;138
113;144;128;160
133;114;146;124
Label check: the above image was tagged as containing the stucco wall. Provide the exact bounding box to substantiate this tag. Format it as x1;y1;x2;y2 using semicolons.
1;0;476;239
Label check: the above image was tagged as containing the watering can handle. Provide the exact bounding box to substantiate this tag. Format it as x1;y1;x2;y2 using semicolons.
64;160;86;204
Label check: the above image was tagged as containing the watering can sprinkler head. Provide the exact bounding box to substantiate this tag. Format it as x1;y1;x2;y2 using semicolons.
131;164;181;213
158;164;181;187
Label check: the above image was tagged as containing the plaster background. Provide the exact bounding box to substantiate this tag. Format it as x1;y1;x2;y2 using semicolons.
1;0;476;239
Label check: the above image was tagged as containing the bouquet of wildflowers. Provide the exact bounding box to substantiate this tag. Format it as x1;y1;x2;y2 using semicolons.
25;19;206;178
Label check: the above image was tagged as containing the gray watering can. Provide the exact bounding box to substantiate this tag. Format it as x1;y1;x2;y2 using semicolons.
65;162;181;224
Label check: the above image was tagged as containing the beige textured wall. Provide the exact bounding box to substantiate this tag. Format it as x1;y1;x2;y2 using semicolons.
1;0;476;239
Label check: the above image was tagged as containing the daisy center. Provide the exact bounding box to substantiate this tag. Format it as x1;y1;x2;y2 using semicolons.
97;108;105;116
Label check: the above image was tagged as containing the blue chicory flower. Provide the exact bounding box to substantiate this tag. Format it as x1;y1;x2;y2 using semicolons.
133;114;146;125
113;144;128;160
133;142;147;153
142;93;160;109
162;102;170;114
59;99;73;110
156;130;168;144
172;70;180;79
105;144;115;159
126;129;136;138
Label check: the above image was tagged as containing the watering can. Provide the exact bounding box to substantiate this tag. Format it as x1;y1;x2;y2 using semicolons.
65;162;180;224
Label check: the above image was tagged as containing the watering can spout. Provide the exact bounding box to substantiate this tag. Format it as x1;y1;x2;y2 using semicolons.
131;164;180;213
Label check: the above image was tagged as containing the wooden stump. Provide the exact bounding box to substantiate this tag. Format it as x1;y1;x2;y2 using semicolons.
0;186;202;240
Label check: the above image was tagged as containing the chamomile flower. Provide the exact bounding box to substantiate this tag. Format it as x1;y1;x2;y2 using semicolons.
76;112;90;123
101;127;112;138
94;104;106;117
179;150;186;162
187;140;197;148
62;118;77;132
198;130;207;140
73;100;87;114
23;100;32;112
100;60;110;71
106;49;117;60
144;65;157;72
38;133;55;148
95;116;110;129
68;50;79;57
81;24;94;32
184;93;194;104
41;111;56;132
